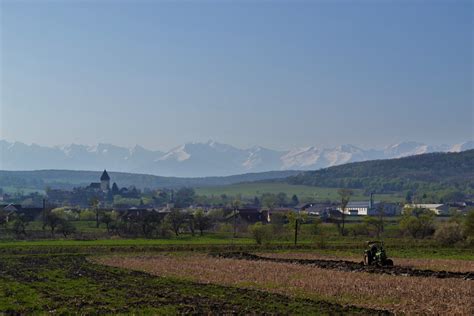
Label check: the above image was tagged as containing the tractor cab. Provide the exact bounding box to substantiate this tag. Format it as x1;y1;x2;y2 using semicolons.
364;241;393;267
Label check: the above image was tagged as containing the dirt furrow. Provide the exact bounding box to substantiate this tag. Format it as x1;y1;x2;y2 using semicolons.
212;252;474;280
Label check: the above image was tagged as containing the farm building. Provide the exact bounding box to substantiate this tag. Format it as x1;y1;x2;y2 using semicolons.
1;203;43;222
336;200;400;216
295;202;334;215
225;208;270;224
404;204;450;216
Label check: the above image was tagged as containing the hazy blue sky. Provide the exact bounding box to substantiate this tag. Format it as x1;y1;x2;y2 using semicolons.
1;0;472;151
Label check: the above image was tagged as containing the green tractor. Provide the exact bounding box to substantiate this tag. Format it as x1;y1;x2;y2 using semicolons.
363;241;393;267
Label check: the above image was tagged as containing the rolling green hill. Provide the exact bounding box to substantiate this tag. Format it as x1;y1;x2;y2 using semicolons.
285;150;474;198
0;169;300;192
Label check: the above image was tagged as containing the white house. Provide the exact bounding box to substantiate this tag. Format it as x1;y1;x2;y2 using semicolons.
405;204;450;216
336;194;400;216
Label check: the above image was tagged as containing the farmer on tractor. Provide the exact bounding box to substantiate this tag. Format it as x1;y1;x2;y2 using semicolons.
363;241;393;266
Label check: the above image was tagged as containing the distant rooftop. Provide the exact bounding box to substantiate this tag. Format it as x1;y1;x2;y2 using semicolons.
347;201;381;208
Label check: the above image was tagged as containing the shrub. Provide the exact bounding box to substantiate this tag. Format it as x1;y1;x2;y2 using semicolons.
52;207;79;221
434;222;464;246
464;209;474;238
250;223;272;245
350;223;369;237
400;208;435;239
56;220;77;238
218;223;233;234
12;214;29;237
79;209;96;221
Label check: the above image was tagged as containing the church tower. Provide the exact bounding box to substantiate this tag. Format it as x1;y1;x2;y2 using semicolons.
100;169;110;192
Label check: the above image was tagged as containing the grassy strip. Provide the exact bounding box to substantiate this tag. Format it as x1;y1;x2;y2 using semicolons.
0;254;386;315
0;238;472;260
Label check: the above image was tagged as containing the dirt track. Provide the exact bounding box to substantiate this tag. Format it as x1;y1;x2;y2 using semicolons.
213;252;474;280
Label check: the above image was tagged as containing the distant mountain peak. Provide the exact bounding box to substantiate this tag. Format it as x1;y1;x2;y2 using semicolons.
1;139;472;177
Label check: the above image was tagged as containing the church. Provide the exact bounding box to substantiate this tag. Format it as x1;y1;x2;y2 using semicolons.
88;170;113;193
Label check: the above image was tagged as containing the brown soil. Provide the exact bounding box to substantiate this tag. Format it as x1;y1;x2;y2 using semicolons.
97;253;474;315
214;252;474;280
258;252;474;273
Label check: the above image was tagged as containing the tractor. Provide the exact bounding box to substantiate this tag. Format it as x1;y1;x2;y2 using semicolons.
363;241;393;267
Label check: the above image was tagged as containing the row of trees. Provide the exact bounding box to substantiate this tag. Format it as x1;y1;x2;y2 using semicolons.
2;202;474;246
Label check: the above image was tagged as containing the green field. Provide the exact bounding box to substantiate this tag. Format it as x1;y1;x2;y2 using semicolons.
195;182;404;202
1;186;45;195
1;221;472;314
1;253;379;314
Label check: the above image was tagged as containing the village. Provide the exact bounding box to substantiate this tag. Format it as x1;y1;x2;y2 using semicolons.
1;169;472;242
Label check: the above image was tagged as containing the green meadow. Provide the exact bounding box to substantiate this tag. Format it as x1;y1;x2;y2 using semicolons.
195;182;404;202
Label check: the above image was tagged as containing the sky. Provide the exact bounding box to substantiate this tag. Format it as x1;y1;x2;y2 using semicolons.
0;0;472;151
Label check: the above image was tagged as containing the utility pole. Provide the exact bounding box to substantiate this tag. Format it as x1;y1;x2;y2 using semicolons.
294;216;298;245
42;198;47;231
294;209;300;246
233;207;237;238
231;199;240;239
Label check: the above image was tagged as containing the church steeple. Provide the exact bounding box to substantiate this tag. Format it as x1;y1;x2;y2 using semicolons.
100;169;110;181
100;169;110;191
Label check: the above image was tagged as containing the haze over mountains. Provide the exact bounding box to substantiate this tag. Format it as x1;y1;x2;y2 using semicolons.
1;139;473;177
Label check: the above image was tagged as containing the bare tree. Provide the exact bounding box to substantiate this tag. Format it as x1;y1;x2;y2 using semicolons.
90;197;100;228
100;212;114;233
231;198;242;238
43;211;63;237
376;202;385;234
337;188;353;236
194;209;212;236
166;209;186;236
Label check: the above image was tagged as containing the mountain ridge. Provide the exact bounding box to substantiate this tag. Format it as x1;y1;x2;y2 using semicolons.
1;139;473;177
285;150;474;196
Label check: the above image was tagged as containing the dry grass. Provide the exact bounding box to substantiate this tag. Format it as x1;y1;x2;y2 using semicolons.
95;253;473;315
258;252;474;273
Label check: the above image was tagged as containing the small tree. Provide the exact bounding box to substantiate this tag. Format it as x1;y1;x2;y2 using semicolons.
310;218;327;248
291;194;299;207
187;213;196;236
270;213;287;237
90;197;100;228
251;222;272;245
79;209;96;221
434;222;464;246
12;214;30;237
43;211;63;237
364;216;383;238
375;202;385;234
262;194;277;211
253;196;260;207
174;188;196;208
194;209;212;236
400;208;435;239
0;209;8;231
165;209;186;236
101;212;114;233
140;211;162;238
337;188;353;236
464;209;474;240
276;192;288;207
231;198;242;238
57;219;77;238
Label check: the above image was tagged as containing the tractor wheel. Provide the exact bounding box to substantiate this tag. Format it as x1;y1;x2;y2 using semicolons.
385;259;394;267
364;253;370;266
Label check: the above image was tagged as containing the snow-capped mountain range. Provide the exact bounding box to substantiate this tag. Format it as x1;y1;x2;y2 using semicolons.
1;139;473;177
